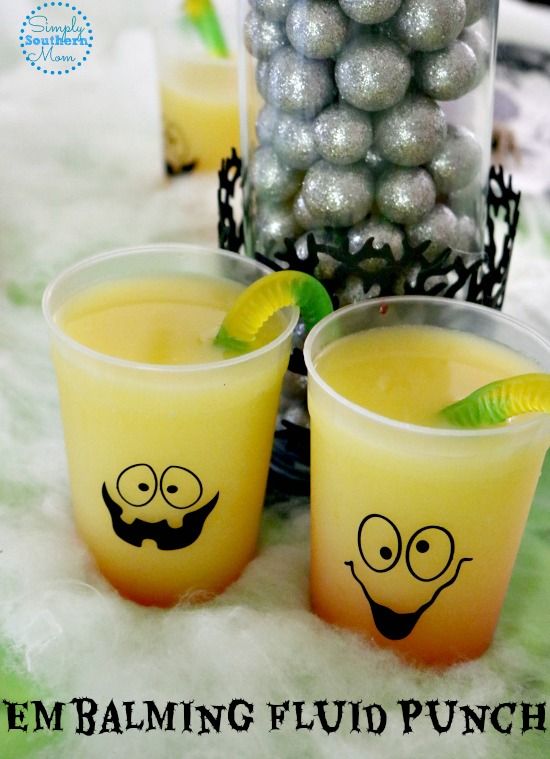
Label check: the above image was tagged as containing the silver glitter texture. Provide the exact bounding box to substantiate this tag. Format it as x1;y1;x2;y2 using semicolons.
374;93;447;166
255;201;304;252
415;40;478;100
348;215;404;259
244;10;287;60
250;146;302;202
392;0;467;52
336;35;412;111
464;0;488;27
459;28;489;85
364;146;387;175
302;160;374;227
427;125;482;194
376;166;436;225
266;47;336;117
313;102;373;165
255;60;271;99
256;104;279;143
252;0;295;22
339;0;403;25
273;113;321;168
286;0;349;60
293;191;324;229
406;203;458;259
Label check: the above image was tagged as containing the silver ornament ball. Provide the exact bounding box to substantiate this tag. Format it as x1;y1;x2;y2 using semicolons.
406;203;458;259
255;60;271;99
392;0;467;52
336;35;412;111
244;10;287;60
337;274;367;306
427;125;482;194
464;0;488;27
376;166;436;225
250;146;303;202
313;102;373;165
415;40;478;100
348;215;404;259
454;214;482;252
302;160;374;227
286;0;349;60
255;201;304;253
293;191;325;230
253;0;294;22
459;28;489;86
256;104;279;144
338;0;403;25
374;93;447;166
266;47;336;117
273;113;320;169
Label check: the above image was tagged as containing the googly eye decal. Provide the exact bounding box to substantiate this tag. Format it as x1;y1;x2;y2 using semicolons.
406;525;455;582
358;514;402;573
116;463;157;507
160;466;203;509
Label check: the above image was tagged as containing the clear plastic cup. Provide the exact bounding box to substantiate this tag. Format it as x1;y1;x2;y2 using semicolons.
304;296;550;665
43;244;297;606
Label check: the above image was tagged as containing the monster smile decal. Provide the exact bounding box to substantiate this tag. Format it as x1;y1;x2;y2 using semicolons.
102;463;218;551
345;514;473;640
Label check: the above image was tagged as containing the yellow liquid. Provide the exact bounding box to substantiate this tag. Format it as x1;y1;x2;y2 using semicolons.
161;59;239;173
53;275;290;606
309;325;546;665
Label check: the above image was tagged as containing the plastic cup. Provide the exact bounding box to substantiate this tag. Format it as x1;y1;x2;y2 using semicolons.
304;296;550;665
43;244;297;606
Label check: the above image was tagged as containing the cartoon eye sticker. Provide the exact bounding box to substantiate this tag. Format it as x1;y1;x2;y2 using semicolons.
406;526;454;582
102;463;219;551
358;514;402;573
160;466;203;509
345;515;473;641
116;463;157;507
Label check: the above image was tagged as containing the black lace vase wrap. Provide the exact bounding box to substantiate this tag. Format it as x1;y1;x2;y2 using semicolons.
218;152;521;495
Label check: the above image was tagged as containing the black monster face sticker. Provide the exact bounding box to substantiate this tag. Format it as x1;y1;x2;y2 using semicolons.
102;464;219;551
345;514;473;640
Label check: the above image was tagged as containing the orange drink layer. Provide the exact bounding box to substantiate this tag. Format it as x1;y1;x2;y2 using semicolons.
304;297;550;666
43;246;297;607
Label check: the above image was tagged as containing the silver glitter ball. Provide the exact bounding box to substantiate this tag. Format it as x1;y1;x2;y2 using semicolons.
339;0;403;25
427;125;482;194
255;201;304;253
406;203;458;259
459;28;489;85
348;215;404;259
454;214;482;252
313;102;373;165
255;60;271;99
415;40;478;100
295;229;333;261
374;93;447;166
256;104;279;143
303;160;374;227
392;0;467;52
273;113;320;169
448;177;484;219
250;146;303;202
293;191;325;229
336;35;412;111
315;250;341;280
376;166;436;225
464;0;488;27
364;146;387;175
244;10;287;60
252;0;294;22
286;0;349;60
266;47;336;117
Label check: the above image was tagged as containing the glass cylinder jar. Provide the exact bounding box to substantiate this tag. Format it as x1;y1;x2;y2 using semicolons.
239;0;499;302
